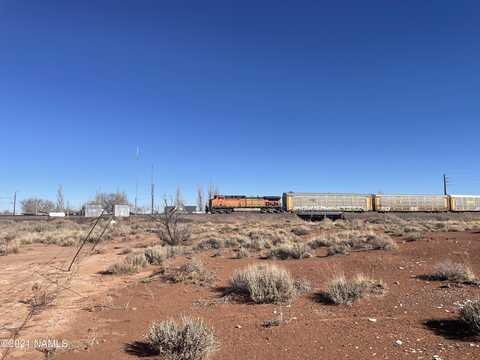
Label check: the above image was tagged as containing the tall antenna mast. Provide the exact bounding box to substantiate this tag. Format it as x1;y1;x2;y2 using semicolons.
135;146;140;214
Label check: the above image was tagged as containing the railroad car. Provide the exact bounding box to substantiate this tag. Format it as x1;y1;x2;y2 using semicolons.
374;194;449;212
282;192;373;214
207;195;282;213
450;195;480;212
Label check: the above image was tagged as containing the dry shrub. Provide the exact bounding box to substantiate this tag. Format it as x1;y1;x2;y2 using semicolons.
324;274;385;305
268;243;311;260
157;208;192;246
235;247;250;259
229;264;297;304
144;246;168;265
107;253;148;274
146;316;218;360
197;238;224;250
245;231;273;250
0;234;19;255
291;226;310;236
171;258;213;286
330;231;397;256
317;218;334;230
294;278;312;295
29;283;55;310
459;299;480;334
307;236;333;249
327;243;352;256
223;238;240;248
239;238;270;251
430;261;477;283
350;219;366;230
404;232;423;242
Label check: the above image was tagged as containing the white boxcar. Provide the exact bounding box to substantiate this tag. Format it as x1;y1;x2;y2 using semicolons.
85;204;104;218
450;195;480;212
375;194;449;212
114;204;130;217
283;192;373;212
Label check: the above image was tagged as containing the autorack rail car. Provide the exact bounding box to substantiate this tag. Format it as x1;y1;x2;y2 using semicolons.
282;192;373;215
207;195;282;213
374;194;449;212
450;195;480;212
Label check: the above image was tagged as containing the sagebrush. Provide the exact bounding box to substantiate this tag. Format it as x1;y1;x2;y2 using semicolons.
146;316;218;360
229;264;297;304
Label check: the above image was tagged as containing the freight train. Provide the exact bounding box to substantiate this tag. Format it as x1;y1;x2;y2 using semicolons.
206;192;480;214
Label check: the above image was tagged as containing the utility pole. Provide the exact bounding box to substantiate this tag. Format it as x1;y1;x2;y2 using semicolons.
443;174;449;195
12;191;17;216
151;164;155;215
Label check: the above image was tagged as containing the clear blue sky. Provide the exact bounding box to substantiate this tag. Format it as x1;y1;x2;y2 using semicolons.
1;1;479;210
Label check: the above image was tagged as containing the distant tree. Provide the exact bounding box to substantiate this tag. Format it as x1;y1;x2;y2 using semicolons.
21;198;55;214
208;183;219;200
56;185;65;211
196;185;204;212
94;192;129;213
175;186;184;210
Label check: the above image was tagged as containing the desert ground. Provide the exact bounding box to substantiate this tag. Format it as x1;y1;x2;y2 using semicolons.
1;213;480;360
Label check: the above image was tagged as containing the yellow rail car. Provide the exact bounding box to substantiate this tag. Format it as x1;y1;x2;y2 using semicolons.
282;192;373;213
450;195;480;212
374;194;449;212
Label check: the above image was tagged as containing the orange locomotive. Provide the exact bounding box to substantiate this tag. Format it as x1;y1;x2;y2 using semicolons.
207;195;282;214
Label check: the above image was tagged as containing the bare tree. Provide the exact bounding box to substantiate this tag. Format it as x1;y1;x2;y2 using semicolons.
196;185;204;212
94;192;129;213
175;186;184;210
21;198;55;215
56;185;65;211
157;199;191;246
207;183;219;200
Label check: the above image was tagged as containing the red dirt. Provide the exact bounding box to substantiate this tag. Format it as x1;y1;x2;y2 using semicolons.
56;232;480;360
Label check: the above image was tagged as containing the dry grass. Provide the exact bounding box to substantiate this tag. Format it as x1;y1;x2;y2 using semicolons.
307;231;398;256
0;218;132;251
404;232;423;242
170;258;213;286
144;246;179;265
107;252;148;274
145;316;218;360
267;243;311;260
429;261;477;283
322;274;385;305
229;264;301;304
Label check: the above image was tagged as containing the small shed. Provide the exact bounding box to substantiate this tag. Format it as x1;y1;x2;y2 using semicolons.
85;204;103;218
114;204;130;217
183;206;197;214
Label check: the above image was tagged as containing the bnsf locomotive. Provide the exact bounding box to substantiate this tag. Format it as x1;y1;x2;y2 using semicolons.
206;192;480;214
206;195;282;213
